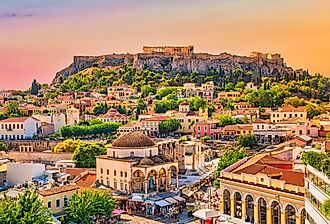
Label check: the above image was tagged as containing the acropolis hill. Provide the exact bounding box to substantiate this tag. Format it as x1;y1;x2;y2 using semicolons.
52;46;297;85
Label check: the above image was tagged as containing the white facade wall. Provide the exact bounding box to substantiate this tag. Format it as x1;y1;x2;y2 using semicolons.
0;117;40;140
7;163;45;185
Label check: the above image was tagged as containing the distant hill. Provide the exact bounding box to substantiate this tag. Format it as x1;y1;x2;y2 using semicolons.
52;49;302;86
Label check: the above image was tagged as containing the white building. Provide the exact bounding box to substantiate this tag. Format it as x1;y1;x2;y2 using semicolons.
33;113;66;132
305;164;330;224
7;163;45;186
0;117;41;140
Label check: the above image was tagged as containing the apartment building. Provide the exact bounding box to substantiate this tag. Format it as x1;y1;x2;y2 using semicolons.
0;117;41;140
305;164;330;224
271;106;307;123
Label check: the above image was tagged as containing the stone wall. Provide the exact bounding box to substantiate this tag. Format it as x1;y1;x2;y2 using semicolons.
5;140;60;152
7;152;72;164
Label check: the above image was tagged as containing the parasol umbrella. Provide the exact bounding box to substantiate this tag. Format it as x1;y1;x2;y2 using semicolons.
112;208;126;216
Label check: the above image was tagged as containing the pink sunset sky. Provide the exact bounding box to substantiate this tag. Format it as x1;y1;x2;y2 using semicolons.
0;0;330;90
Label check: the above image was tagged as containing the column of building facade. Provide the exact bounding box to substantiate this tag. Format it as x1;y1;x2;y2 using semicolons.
254;203;259;224
230;196;235;217
266;206;272;224
144;179;148;194
296;215;301;224
241;200;246;222
155;175;159;192
281;211;286;224
219;194;224;212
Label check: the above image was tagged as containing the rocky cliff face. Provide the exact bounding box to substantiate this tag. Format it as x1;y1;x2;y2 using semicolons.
52;52;288;85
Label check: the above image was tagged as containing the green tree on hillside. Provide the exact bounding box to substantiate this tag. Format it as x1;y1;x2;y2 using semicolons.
159;119;180;134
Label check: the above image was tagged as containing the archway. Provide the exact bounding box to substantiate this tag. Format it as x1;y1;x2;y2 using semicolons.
223;189;231;215
285;205;296;224
271;201;281;224
158;168;167;192
132;170;145;193
245;194;254;222
147;170;157;192
234;192;242;218
258;198;267;224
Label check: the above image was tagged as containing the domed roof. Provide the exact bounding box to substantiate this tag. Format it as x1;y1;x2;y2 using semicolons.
112;132;155;148
139;157;155;166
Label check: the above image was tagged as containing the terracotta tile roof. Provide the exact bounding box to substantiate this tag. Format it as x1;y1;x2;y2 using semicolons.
0;117;39;123
277;105;307;113
73;171;97;188
234;163;304;187
254;118;271;124
65;168;95;179
38;185;79;197
144;116;170;121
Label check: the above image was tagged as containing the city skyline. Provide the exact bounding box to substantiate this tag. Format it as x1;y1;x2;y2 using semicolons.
1;0;330;89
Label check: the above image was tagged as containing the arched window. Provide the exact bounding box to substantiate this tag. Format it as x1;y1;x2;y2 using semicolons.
234;192;242;218
130;151;134;157
113;151;115;157
245;195;254;223
271;201;281;224
106;169;109;175
223;189;231;215
258;198;267;224
100;168;103;174
285;205;296;224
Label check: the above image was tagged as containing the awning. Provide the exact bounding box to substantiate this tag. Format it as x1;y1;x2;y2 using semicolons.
165;197;178;204
193;209;221;220
155;200;171;207
129;195;144;202
173;195;186;202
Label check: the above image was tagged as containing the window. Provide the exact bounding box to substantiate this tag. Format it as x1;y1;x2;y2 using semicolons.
300;114;303;117
107;180;110;186
114;170;117;176
120;171;123;177
113;151;115;157
47;201;52;208
114;182;117;189
198;126;201;131
204;126;207;131
120;183;124;190
100;168;103;174
125;172;127;178
257;125;259;129
64;196;68;207
56;199;60;208
107;169;109;175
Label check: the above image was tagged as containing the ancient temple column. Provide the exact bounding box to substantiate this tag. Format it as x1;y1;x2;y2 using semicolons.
266;206;272;224
230;197;235;217
281;211;286;224
167;171;172;190
296;215;301;224
176;172;179;188
254;203;259;224
241;200;247;221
